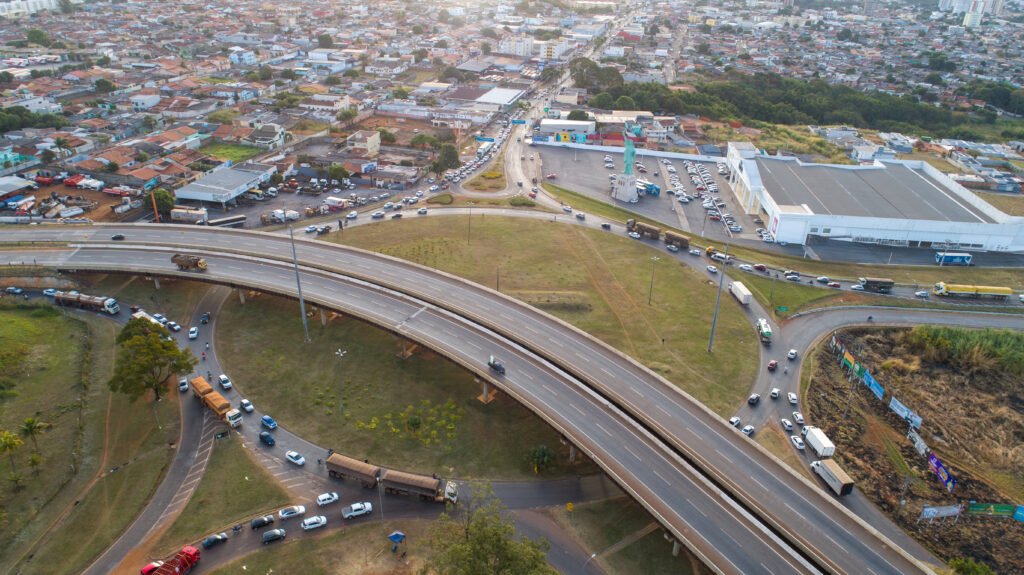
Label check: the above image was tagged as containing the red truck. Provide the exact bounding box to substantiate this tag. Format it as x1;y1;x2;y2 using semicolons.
34;176;53;185
148;546;200;575
63;174;85;187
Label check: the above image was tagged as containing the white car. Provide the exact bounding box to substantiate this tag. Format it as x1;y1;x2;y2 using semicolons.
417;207;428;215
780;418;794;431
305;225;318;233
279;505;306;520
728;416;741;427
341;501;373;519
43;288;56;296
188;327;198;340
561;205;572;213
738;264;753;272
346;211;358;219
666;244;679;252
787;349;798;359
167;321;181;332
152;313;167;325
285;450;305;466
628;231;642;239
217;374;232;390
689;249;701;256
787;392;798;405
850;284;864;291
915;291;929;298
741;425;755;436
792;411;805;425
791;435;805;450
301;515;327;531
770;387;780;399
706;265;718;274
316;492;339;506
240;398;254;412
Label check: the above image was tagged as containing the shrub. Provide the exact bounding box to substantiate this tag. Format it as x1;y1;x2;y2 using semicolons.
510;197;535;207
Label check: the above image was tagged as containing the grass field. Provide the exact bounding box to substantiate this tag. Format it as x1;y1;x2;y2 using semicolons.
896;153;958;173
1;306;180;575
546;497;698;575
542;182;665;229
754;427;814;482
84;274;208;325
464;153;507;192
976;191;1024;216
208;519;433;575
198;142;261;163
331;216;758;416
216;294;600;480
153;437;290;556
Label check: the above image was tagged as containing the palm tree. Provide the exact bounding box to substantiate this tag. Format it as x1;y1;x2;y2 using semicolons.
54;136;69;159
28;453;41;476
19;417;52;453
0;431;24;471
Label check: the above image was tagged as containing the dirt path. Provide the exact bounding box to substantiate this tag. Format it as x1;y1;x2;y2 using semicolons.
597;521;659;557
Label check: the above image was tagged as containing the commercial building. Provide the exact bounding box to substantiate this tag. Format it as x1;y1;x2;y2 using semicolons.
726;142;1024;252
174;163;276;207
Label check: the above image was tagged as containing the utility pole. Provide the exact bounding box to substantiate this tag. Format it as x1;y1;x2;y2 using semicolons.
335;348;347;413
707;243;730;353
647;256;659;305
496;265;501;292
288;225;311;343
467;202;475;244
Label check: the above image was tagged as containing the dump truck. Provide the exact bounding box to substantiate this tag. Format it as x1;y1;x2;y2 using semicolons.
151;545;200;575
380;468;458;503
756;318;772;345
170;207;208;223
934;252;972;266
804;427;835;458
811;460;854;496
172;254;207;271
857;277;894;294
190;376;214;399
932;282;1012;300
326;452;381;488
53;290;120;315
729;282;752;305
663;231;690;250
202;390;242;427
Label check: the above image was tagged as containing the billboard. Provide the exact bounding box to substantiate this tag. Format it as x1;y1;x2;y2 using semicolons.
853;362;867;378
918;504;962;521
475;136;495;142
907;429;930;457
928;453;956;493
842;351;855;369
965;503;1017;517
870;380;885;401
1016;505;1024;523
889;397;923;429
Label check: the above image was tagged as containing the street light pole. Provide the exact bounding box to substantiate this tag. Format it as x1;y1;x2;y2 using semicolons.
335;348;347;413
583;552;597;572
288;225;311;343
707;243;730;353
648;256;659;306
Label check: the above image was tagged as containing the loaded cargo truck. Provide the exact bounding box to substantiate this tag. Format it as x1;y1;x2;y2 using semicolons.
932;282;1012;300
172;254;207;271
756;318;772;345
190;376;213;399
326;453;381;488
170;207;208;223
934;252;972;266
53;290;119;315
323;196;347;209
811;460;854;496
804;427;835;458
633;222;661;239
857;277;894;294
203;390;242;427
151;545;200;575
663;231;689;250
729;282;752;305
380;469;458;503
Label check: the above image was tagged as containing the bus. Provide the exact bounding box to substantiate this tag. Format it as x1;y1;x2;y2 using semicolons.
205;214;246;228
477;142;493;158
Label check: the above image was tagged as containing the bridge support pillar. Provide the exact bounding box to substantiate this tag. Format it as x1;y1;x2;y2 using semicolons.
320;308;327;326
238;289;245;304
672;540;681;557
152;277;160;289
568;445;577;463
476;377;497;404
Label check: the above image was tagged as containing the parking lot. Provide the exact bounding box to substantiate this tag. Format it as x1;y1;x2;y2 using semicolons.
531;146;763;245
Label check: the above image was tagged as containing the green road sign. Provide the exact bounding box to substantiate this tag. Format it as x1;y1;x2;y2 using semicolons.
544;107;549;112
776;306;788;312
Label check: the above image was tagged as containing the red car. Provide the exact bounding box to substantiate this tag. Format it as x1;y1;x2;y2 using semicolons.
546;173;557;179
753;263;767;271
528;192;537;198
827;281;841;288
709;215;721;221
767;360;778;372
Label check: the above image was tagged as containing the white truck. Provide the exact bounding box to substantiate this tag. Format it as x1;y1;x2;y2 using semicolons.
729;281;752;305
170;207;209;223
804;427;835;458
323;196;346;209
811;460;854;496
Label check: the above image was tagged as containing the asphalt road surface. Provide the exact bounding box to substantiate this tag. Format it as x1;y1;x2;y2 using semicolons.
2;226;943;575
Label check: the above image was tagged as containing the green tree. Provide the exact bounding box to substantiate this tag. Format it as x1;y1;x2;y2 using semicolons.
0;71;13;83
270;172;284;185
437;143;461;171
109;318;197;402
837;28;853;41
420;483;556;575
412;24;424;35
412;48;429;63
40;149;55;164
94;78;116;93
392;87;410;99
280;69;297;80
0;430;24;471
410;133;439;149
950;558;995;575
18;418;52;453
697;42;711;55
338;109;358;122
324;75;341;85
328;164;350;181
925;72;945;86
8;471;23;490
58;0;74;13
147;188;174;216
318;33;334;48
481;27;497;39
436;39;449;49
258;66;273;81
377;128;397;144
614;95;636;110
566;110;589;121
26;29;50;46
142;114;158;131
590;92;614;109
481;42;492;55
438;8;450;23
104;160;119;173
343;68;360;78
529;444;555;472
96;55;111;67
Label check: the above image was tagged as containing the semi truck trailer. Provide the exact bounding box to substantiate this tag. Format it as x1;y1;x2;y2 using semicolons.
53;290;120;315
663;231;689;250
932;282;1012;300
811;460;854;496
804;427;835;458
380;469;458;503
857;277;895;294
729;282;752;305
326;453;381;488
202;390;242;427
934;252;972;266
151;545;200;575
626;219;661;239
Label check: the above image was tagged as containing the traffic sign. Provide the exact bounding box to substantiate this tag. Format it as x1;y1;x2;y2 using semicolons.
776;306;788;312
511;120;526;124
475;137;495;142
544;107;549;112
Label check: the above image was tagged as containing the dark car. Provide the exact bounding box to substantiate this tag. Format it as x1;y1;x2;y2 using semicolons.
600;223;612;230
202;532;228;549
251;515;274;530
262;528;286;544
748;393;761;405
259;431;275;446
391;213;402;219
110;233;125;241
